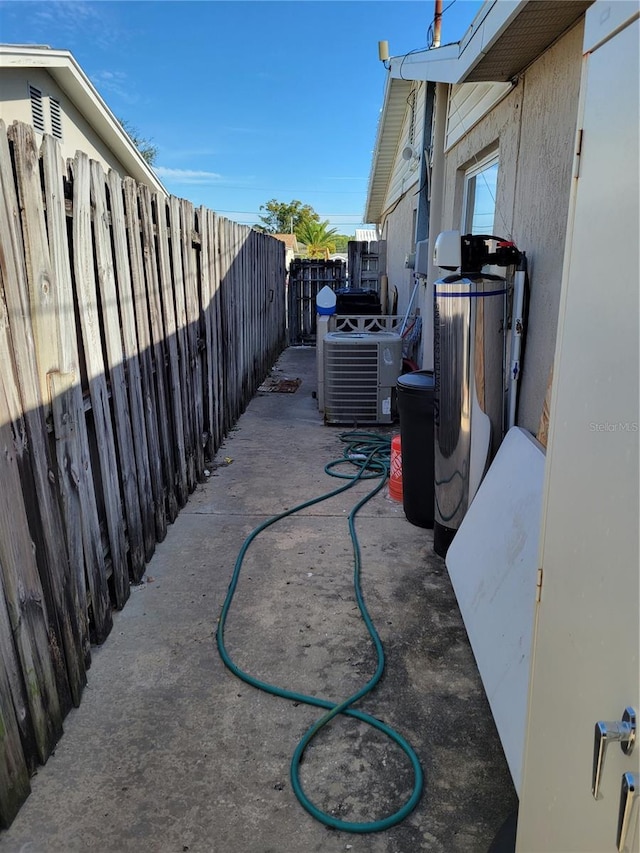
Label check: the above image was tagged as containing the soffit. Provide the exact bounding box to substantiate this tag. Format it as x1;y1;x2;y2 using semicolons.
465;0;592;82
365;77;413;224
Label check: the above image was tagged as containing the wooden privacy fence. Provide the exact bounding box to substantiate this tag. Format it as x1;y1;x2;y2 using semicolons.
0;120;286;827
287;258;346;345
347;240;386;291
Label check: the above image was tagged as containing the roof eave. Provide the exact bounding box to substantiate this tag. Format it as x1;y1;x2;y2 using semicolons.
388;0;592;85
364;75;413;225
388;41;464;85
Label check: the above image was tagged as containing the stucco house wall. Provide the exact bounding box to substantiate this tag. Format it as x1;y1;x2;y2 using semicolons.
1;67;129;175
0;46;166;194
379;191;417;313
440;21;584;434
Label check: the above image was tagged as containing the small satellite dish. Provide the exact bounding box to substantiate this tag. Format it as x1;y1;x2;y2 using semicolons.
402;145;418;161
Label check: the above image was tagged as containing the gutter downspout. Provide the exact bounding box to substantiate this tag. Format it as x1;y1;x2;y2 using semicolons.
421;81;448;371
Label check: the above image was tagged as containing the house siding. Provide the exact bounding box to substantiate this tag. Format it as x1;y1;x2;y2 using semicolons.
0;67;130;176
440;20;584;434
378;82;426;318
445;81;513;151
385;82;425;212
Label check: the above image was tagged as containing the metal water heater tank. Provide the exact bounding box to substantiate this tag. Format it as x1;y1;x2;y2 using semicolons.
433;274;507;557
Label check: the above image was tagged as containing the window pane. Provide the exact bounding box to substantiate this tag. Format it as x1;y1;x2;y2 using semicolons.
469;162;498;234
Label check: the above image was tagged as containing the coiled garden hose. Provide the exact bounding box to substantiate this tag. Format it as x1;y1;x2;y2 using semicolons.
216;431;423;833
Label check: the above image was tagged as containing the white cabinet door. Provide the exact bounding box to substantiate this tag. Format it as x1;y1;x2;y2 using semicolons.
517;5;640;852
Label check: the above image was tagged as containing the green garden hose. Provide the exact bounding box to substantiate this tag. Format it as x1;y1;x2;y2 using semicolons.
216;431;423;833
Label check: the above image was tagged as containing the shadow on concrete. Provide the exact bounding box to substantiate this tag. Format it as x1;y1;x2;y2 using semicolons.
1;346;517;853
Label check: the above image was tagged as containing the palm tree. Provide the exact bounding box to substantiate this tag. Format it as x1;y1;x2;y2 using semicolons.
297;220;338;259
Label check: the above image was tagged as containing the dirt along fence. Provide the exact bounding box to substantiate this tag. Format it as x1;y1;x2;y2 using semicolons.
0;119;287;827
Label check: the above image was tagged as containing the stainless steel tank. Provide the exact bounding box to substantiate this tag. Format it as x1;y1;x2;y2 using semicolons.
433;274;507;557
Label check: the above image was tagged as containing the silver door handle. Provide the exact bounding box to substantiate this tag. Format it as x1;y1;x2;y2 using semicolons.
592;707;636;799
617;772;638;852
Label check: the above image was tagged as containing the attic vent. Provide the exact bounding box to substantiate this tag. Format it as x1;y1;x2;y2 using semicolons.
29;85;45;133
50;98;62;140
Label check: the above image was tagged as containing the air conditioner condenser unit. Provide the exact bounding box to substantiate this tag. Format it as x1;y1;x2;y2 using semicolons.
323;331;403;425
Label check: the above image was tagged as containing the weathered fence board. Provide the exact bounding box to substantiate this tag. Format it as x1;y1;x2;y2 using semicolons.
348;239;386;291
107;170;156;565
72;152;130;609
0;573;31;828
180;198;206;480
0;120;286;826
0;538;38;775
168;195;196;490
18;137;92;681
40;137;77;375
90;160;146;580
198;207;213;457
155;193;189;507
0;124;77;713
41;136;93;667
48;372;95;659
0;387;63;766
139;183;179;524
123;177;167;542
228;222;241;423
0;571;31;828
210;212;224;449
6;123;59;403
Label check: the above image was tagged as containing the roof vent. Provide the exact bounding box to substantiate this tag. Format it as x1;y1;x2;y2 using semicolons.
29;85;45;133
50;98;62;140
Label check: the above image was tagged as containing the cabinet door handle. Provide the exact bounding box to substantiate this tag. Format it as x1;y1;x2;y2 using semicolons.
592;707;636;799
617;772;638;852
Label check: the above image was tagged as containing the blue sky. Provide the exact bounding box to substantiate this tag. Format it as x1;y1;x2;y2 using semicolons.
0;0;483;233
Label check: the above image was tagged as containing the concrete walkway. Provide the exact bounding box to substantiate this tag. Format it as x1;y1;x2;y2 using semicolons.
0;347;517;853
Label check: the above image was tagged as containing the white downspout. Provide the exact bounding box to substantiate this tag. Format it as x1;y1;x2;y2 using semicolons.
421;81;448;371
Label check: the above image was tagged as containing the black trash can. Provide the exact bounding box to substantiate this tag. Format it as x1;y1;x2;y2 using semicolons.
396;370;435;528
335;288;381;315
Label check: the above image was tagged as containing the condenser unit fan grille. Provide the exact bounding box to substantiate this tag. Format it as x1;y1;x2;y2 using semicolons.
325;343;379;423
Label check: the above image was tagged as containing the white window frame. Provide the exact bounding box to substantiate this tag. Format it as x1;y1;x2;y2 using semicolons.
462;151;499;235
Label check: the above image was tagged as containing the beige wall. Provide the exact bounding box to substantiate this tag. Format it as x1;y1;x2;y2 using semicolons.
441;21;584;434
378;81;426;322
0;67;130;175
380;190;417;318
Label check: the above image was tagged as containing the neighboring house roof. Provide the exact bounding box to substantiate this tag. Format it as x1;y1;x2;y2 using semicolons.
365;0;592;222
0;43;167;194
355;228;378;243
273;233;299;251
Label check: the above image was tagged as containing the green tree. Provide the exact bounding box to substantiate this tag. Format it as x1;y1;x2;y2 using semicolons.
332;234;351;253
258;199;320;235
118;118;158;166
297;220;339;258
